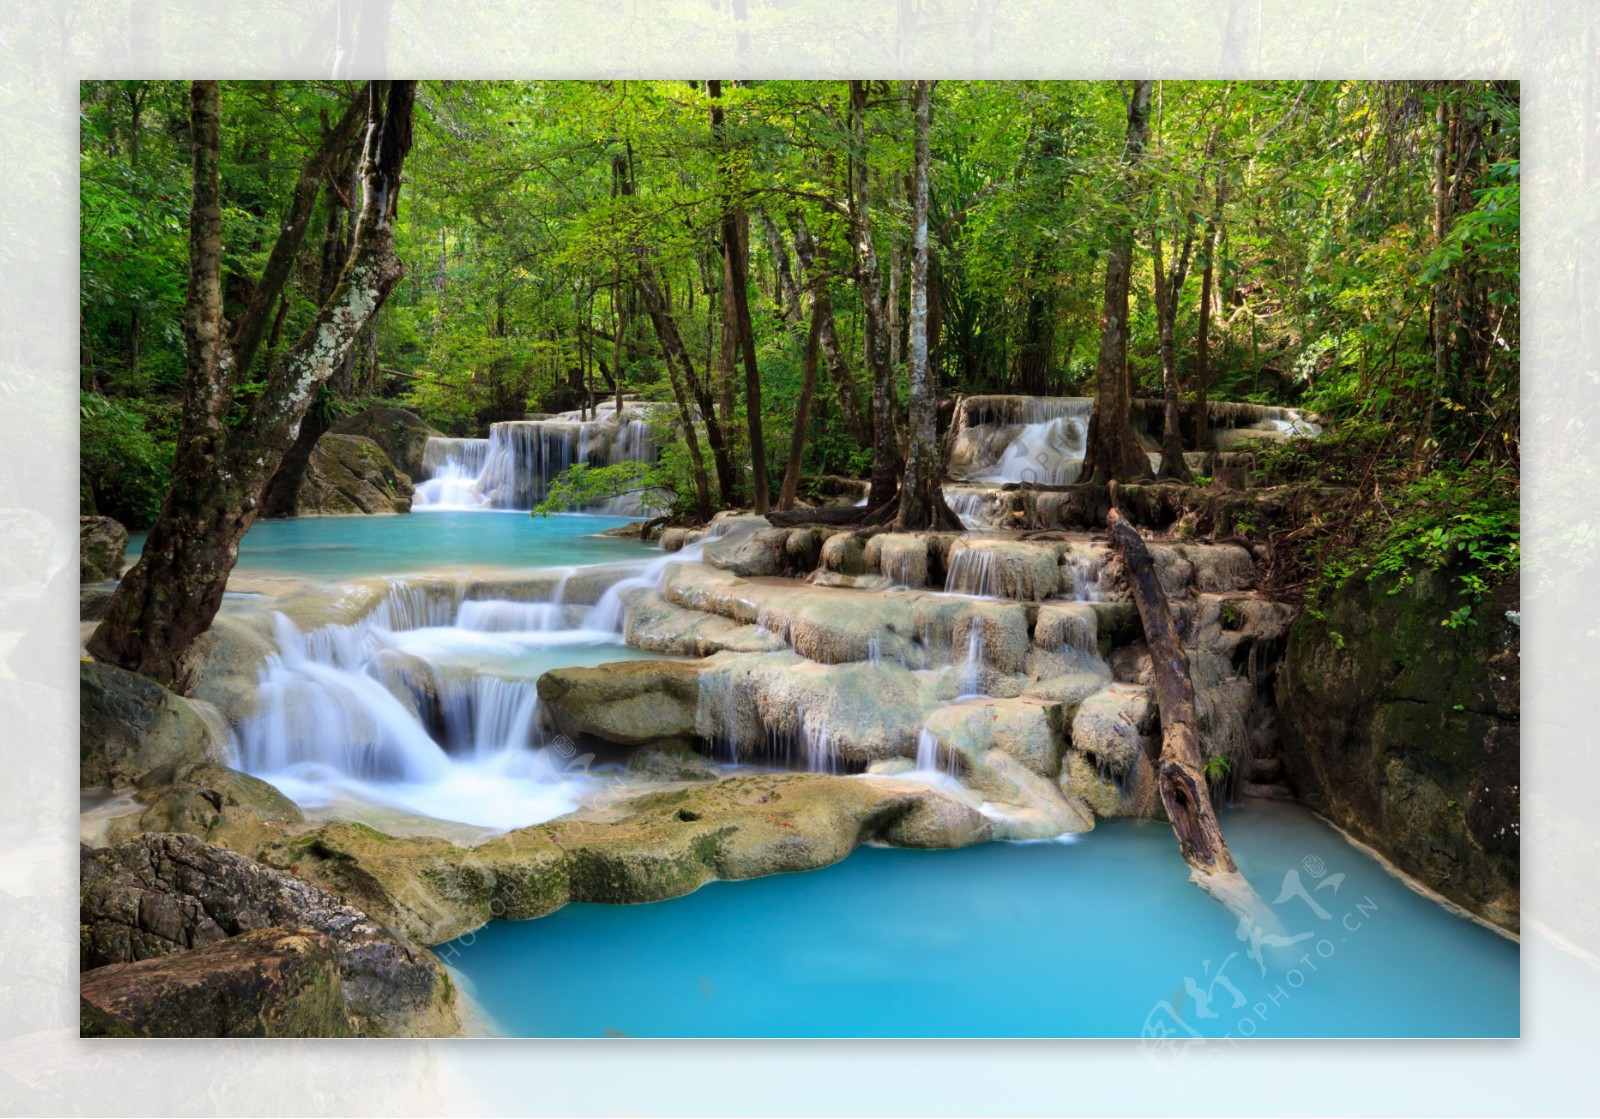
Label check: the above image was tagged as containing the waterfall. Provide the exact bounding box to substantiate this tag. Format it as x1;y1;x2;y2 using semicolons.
414;404;660;512
946;394;1320;485
945;548;1002;597
801;714;837;774
958;616;987;697
236;572;630;831
1064;555;1104;602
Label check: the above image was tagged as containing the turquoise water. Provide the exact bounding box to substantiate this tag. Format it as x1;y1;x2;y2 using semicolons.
441;799;1518;1038
127;510;647;579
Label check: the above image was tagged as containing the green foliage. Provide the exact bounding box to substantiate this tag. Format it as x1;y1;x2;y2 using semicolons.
532;461;670;517
1304;457;1519;629
1203;755;1232;783
80;393;173;527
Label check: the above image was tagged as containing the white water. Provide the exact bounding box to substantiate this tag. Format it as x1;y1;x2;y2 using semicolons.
237;568;648;831
945;549;1002;597
414;404;660;513
958;617;987;697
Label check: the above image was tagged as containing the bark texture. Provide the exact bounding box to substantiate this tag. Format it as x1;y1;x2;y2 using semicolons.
1105;498;1247;901
848;80;902;508
896;81;961;531
1080;80;1156;486
88;81;416;687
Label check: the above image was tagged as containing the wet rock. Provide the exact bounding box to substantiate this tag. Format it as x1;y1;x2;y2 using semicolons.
625;747;722;783
105;763;304;850
1065;684;1161;819
265;774;992;944
81;661;223;789
297;434;414;515
80;515;129;582
537;659;706;745
328;406;443;480
944;538;1062;600
81;832;457;1036
81;928;350;1038
818;532;867;576
865;533;932;588
1277;562;1519;932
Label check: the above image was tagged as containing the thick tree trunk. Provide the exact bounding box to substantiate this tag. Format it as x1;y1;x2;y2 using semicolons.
778;299;823;511
897;81;961;532
848;80;902;508
1081;81;1156;486
1105;500;1251;905
708;81;768;513
90;81;416;687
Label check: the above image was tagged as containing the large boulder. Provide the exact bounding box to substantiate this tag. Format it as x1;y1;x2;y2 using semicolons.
296;434;414;515
261;773;993;945
104;763;305;850
81;928;350;1038
328;406;443;480
80;515;129;582
1277;562;1519;932
80;833;457;1036
536;658;706;746
81;661;222;789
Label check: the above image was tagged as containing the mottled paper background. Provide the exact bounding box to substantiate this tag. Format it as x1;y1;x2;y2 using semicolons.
0;1;1586;1114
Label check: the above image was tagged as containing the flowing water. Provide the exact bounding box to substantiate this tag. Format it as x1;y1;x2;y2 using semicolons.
413;405;661;513
440;798;1518;1037
110;415;1514;1037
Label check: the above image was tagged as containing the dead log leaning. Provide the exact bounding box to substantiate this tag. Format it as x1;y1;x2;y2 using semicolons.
1105;498;1253;906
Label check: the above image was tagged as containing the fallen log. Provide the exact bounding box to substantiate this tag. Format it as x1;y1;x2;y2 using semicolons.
1105;487;1257;912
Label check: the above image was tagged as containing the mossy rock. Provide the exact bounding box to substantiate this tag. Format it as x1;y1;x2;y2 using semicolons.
1277;560;1519;932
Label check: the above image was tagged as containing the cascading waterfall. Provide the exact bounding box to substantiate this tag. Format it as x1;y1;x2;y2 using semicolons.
236;571;636;831
945;549;1003;597
946;394;1321;487
414;404;660;513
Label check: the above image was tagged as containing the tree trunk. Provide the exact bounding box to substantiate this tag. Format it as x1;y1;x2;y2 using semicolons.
1151;232;1192;481
790;211;870;449
777;298;823;511
760;210;803;328
708;81;768;512
89;81;416;687
636;262;715;520
897;81;961;532
848;79;902;508
1193;176;1224;452
1081;81;1156;486
1105;500;1250;904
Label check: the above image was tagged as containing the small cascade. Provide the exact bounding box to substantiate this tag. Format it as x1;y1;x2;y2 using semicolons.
1064;554;1104;602
958;617;987;697
236;567;636;831
414;438;490;507
913;726;960;777
944;486;1002;529
414;404;660;512
945;548;1002;597
587;537;712;635
436;674;543;760
946;394;1320;486
800;714;837;775
241;614;452;783
866;636;883;665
